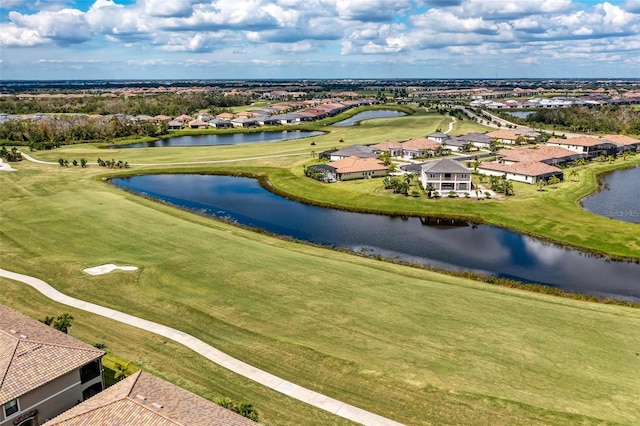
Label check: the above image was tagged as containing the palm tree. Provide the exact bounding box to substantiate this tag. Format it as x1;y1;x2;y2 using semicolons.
503;180;515;196
569;169;579;182
114;361;132;381
537;179;547;192
548;175;561;189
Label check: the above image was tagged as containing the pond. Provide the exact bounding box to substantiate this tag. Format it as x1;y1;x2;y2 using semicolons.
581;165;640;224
111;175;640;301
507;111;534;119
332;110;406;127
111;130;324;148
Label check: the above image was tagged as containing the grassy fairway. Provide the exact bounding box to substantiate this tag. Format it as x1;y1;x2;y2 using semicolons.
2;161;640;425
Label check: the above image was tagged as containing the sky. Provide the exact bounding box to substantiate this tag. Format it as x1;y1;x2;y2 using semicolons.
0;0;639;80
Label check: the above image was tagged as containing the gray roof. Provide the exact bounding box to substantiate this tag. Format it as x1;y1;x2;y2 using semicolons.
421;159;470;174
452;133;494;143
428;132;449;139
331;145;377;158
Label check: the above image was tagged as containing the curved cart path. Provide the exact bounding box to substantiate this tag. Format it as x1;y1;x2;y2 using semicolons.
0;268;404;426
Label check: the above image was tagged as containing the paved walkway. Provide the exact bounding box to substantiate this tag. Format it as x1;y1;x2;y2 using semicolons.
20;151;310;167
0;268;404;426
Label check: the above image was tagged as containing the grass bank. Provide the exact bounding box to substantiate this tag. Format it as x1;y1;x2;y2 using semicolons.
2;162;640;425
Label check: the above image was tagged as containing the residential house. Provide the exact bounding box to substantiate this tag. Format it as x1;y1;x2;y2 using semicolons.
451;132;495;150
166;120;183;130
174;114;192;123
602;134;640;153
208;118;234;129
328;145;378;161
322;156;388;181
478;161;563;185
427;132;448;143
369;141;404;157
42;371;255;426
486;129;537;145
420;159;472;193
496;145;585;166
401;138;440;158
546;136;618;158
188;119;208;129
1;304;105;426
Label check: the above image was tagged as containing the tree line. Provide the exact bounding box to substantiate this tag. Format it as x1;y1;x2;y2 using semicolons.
0;92;252;116
0;116;168;150
526;105;640;134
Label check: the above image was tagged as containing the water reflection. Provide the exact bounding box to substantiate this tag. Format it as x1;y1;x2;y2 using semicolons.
581;166;640;223
111;130;324;148
112;174;640;300
331;110;406;126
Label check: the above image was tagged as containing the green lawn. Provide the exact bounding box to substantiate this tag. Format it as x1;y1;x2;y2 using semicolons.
2;159;640;425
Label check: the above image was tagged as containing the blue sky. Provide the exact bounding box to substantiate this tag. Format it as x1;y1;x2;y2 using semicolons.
1;0;639;80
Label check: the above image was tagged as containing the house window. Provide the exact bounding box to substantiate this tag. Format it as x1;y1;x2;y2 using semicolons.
3;399;18;417
429;173;436;179
441;183;455;190
83;382;103;400
444;173;452;179
80;360;101;384
458;183;468;190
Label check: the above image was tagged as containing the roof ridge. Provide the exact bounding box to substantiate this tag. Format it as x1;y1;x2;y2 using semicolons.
0;339;19;391
12;338;105;355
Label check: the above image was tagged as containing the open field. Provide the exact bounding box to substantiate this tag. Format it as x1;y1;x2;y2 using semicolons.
2;153;640;425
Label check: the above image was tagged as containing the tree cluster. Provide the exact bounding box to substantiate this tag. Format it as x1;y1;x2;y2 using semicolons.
0;145;22;162
0;92;252;116
527;105;640;134
216;398;260;422
0;116;168;150
40;313;74;334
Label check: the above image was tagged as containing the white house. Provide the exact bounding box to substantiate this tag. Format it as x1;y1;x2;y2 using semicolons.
420;159;472;193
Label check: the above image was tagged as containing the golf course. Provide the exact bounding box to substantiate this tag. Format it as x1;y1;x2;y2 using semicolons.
1;108;639;425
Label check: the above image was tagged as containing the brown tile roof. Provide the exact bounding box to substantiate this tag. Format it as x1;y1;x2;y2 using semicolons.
401;137;439;151
0;305;104;405
174;114;192;122
328;156;387;173
43;371;255;426
497;145;580;163
479;161;561;177
370;141;403;150
602;134;640;146
486;129;520;140
547;136;605;147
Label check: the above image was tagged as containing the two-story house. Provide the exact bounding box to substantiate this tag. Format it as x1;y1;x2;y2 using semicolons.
1;305;105;426
420;159;472;193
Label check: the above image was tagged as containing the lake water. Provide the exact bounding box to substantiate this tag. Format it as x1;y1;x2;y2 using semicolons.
507;111;534;119
581;166;640;223
112;174;640;301
332;110;406;126
112;130;324;148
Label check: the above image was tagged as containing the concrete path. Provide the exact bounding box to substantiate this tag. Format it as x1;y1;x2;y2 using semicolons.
20;151;310;168
443;115;457;134
0;268;404;426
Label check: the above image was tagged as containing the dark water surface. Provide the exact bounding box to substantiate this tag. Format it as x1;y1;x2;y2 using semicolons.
112;174;640;300
331;110;406;126
581;166;640;224
112;130;324;148
507;111;534;119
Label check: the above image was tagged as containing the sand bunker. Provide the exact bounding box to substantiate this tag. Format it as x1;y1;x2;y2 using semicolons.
83;264;139;275
0;160;16;172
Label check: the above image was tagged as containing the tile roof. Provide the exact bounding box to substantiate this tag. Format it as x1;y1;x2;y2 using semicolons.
547;136;610;147
421;159;470;174
43;371;255;426
328;156;387;173
486;129;520;140
602;134;640;146
0;305;104;405
479;161;561;177
370;141;403;150
401;137;440;151
497;145;581;163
